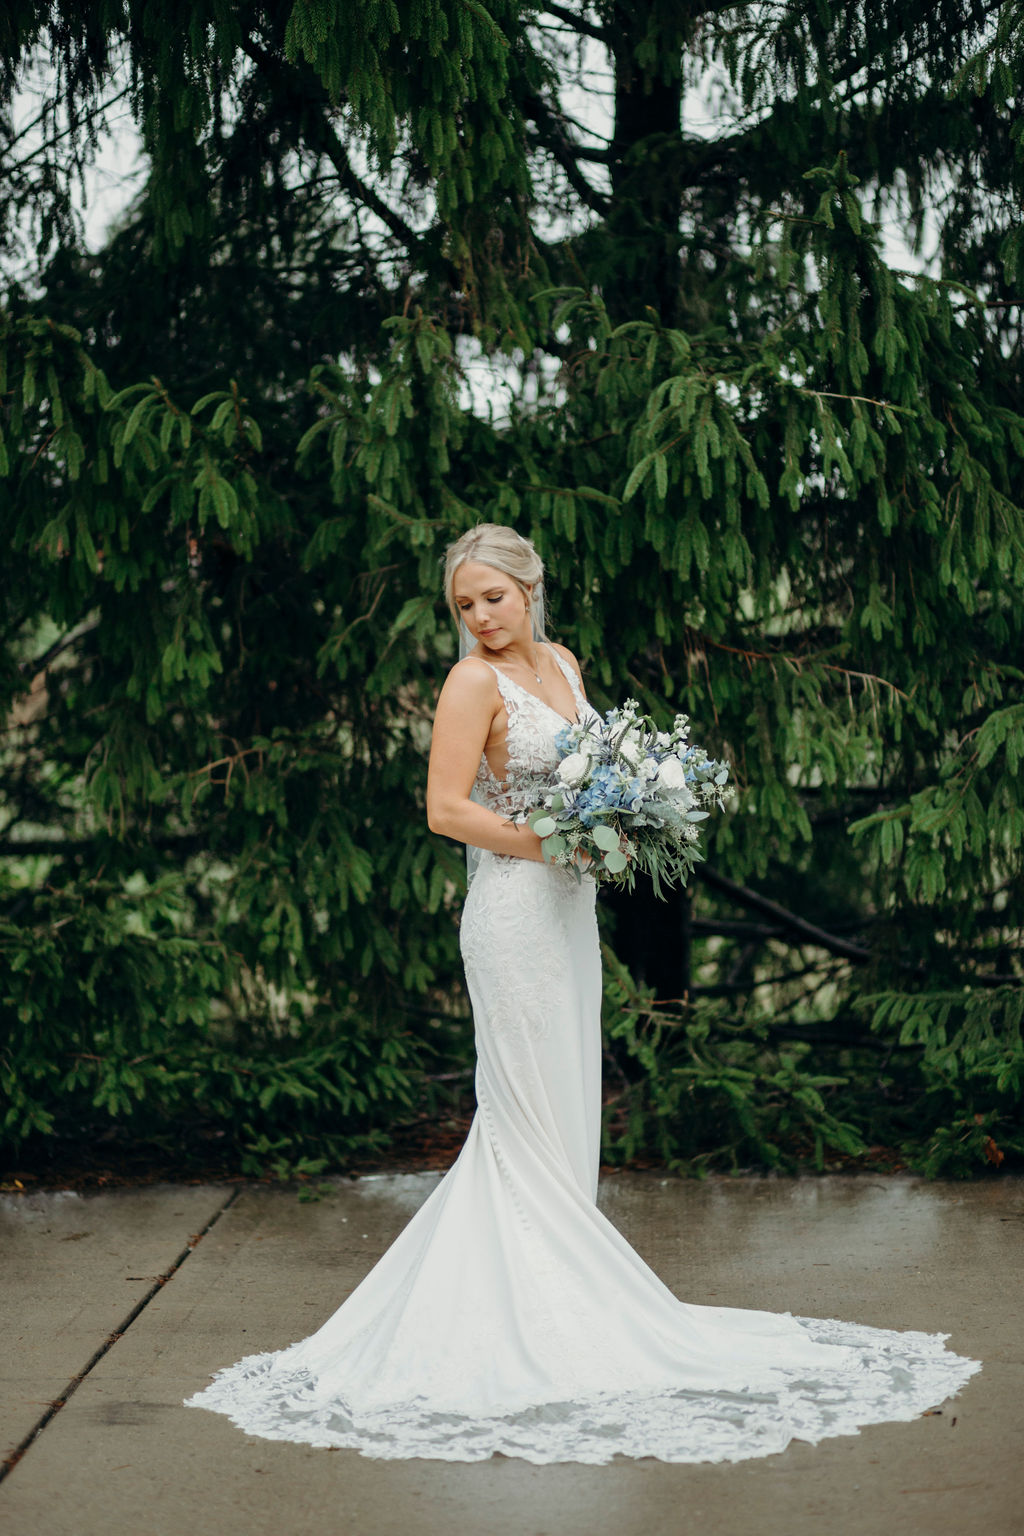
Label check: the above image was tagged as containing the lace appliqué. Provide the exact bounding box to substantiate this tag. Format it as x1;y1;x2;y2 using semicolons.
459;856;586;1045
185;1316;980;1464
471;647;592;824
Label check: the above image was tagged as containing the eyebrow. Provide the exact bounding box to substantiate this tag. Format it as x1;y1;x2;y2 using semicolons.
455;587;506;601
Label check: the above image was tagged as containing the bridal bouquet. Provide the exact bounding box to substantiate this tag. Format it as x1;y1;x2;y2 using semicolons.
524;702;733;895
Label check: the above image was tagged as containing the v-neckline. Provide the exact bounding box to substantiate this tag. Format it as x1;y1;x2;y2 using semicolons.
487;645;580;728
500;669;579;728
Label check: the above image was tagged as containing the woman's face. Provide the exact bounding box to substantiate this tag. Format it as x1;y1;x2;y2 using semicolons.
453;562;531;650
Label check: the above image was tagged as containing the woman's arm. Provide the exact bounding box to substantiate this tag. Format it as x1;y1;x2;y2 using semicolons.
426;660;545;861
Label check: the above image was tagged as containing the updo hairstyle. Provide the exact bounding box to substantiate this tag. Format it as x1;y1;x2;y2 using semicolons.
442;524;547;641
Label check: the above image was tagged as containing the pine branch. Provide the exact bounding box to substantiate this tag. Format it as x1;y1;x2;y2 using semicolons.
238;36;426;256
16;616;101;676
694;865;875;961
663;8;1007;200
690;917;786;938
759;1022;899;1051
690;915;879;939
522;91;611;214
693;867;1020;988
695;632;909;699
690;964;845;996
540;3;610;44
0;85;132;175
314;118;427;254
816;2;1005;106
549;108;614;150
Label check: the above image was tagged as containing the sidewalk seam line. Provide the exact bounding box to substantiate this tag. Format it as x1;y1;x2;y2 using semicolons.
0;1185;242;1485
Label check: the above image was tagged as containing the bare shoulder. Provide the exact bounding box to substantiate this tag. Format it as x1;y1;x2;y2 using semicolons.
548;640;585;683
438;655;501;707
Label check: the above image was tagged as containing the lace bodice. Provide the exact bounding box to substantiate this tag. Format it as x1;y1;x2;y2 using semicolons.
471;645;593;819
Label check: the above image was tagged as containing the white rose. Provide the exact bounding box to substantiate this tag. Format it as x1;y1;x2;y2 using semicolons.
656;758;693;798
556;752;592;787
617;731;645;768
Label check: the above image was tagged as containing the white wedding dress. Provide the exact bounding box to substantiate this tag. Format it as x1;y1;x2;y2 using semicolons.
186;646;980;1463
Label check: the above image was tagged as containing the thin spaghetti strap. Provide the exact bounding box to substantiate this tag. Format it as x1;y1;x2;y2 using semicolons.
546;642;585;703
462;652;519;714
462;654;500;676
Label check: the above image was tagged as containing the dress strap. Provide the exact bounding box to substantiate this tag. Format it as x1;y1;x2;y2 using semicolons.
461;654;520;710
463;646;580;717
545;643;585;707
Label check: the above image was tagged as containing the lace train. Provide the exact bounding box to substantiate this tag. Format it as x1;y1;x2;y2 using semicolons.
186;1304;979;1464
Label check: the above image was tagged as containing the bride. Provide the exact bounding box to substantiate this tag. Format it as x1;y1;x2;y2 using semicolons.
186;523;980;1463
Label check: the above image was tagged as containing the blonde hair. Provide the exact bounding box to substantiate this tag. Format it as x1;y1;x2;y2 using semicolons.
443;524;547;640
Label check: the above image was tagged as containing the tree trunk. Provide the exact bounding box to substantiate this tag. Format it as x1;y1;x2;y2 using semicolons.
605;3;686;325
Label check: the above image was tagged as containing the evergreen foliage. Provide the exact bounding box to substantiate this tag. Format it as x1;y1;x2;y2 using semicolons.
1;1;1021;1177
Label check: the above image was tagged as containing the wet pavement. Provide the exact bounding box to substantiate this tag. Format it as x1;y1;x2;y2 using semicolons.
1;1171;1021;1536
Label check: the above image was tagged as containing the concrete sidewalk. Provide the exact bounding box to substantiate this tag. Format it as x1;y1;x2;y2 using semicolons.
1;1171;1021;1536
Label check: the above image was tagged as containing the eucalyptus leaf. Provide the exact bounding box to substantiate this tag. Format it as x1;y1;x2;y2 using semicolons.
591;824;620;851
602;848;628;874
531;815;557;838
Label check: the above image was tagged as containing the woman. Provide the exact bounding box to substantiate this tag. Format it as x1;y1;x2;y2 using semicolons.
186;524;979;1462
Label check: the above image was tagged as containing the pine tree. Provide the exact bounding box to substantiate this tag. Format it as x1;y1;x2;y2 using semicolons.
1;1;1021;1176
